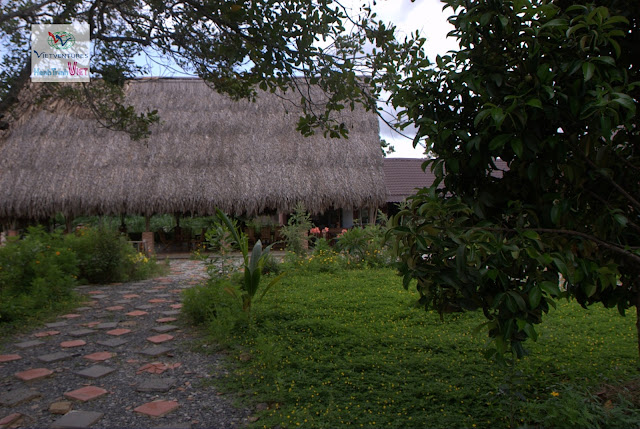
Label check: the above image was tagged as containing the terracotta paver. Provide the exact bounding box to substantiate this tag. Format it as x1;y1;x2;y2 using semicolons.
170;304;183;309
0;354;22;363
148;298;170;303
0;412;23;427
64;386;108;402
59;313;81;319
106;328;131;336
60;340;86;348
123;294;140;299
126;310;148;317
147;334;174;344
136;362;181;374
84;352;114;362
87;290;104;295
156;317;177;323
134;400;179;418
106;305;125;311
15;368;54;382
33;330;60;338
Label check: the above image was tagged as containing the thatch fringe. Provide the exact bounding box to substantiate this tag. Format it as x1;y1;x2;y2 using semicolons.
0;78;385;219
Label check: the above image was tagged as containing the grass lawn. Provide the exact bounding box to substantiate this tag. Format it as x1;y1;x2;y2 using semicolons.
203;268;639;428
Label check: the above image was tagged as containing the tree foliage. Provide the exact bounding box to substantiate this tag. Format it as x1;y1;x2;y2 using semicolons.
0;0;401;139
388;0;640;360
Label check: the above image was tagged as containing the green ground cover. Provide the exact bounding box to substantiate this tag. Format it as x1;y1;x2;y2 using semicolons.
197;268;639;428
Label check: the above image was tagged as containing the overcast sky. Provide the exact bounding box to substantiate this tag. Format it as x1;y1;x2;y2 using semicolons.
355;0;459;158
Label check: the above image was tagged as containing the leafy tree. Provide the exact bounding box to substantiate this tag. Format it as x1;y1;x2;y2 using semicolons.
387;0;640;360
0;0;400;139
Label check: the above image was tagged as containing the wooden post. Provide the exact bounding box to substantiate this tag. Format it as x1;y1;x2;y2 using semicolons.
142;215;154;256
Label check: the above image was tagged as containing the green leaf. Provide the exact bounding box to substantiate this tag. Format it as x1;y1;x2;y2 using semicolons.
511;138;523;158
526;98;543;109
489;134;511;150
583;282;597;297
613;213;628;227
582;62;595;82
529;285;542;308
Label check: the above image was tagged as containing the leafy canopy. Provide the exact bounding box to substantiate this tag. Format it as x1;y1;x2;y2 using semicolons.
0;0;403;139
388;0;640;360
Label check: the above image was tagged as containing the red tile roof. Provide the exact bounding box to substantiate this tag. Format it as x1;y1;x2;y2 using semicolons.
383;158;433;202
383;158;508;202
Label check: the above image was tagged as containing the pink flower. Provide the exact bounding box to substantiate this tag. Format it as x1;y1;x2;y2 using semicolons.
322;227;329;233
310;227;321;234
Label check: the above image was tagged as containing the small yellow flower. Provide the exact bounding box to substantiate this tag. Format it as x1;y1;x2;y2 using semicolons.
551;391;560;397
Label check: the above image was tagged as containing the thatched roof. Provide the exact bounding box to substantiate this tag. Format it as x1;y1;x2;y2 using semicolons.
0;78;385;219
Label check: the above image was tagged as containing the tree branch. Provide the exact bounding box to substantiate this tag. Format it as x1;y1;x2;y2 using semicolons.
486;226;640;265
0;0;57;25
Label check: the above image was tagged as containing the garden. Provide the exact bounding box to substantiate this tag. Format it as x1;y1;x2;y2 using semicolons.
183;208;640;428
0;225;166;336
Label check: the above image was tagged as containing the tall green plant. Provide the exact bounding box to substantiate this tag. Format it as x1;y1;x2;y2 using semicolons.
279;203;313;256
215;209;284;313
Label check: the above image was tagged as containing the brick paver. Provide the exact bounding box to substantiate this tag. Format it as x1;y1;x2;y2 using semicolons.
126;310;148;316
0;354;22;363
15;368;53;382
134;400;179;418
64;386;108;402
33;330;60;337
60;340;86;348
156;317;177;323
84;352;114;362
106;328;131;336
147;334;174;344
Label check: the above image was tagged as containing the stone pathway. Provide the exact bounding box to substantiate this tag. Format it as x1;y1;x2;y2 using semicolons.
0;260;250;428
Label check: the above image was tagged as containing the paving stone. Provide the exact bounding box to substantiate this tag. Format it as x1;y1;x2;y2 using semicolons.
91;295;108;299
161;310;180;316
60;314;82;319
148;298;169;303
136;362;181;374
122;294;140;299
83;322;101;328
51;410;103;428
170;304;183;309
15;340;45;349
155;294;172;298
74;365;115;379
64;386;108;402
15;368;54;382
61;340;87;348
114;299;130;304
153;424;191;429
0;388;41;406
135;377;176;392
49;401;73;415
84;352;114;362
68;329;96;337
152;325;178;333
136;305;155;310
147;334;174;344
75;307;92;311
45;322;69;328
139;346;173;357
0;412;23;427
105;306;125;311
96;338;128;347
106;328;131;336
34;330;60;337
134;400;179;418
0;354;22;363
119;320;138;327
156;317;177;323
95;322;118;329
37;352;73;363
126;310;148;317
87;290;104;295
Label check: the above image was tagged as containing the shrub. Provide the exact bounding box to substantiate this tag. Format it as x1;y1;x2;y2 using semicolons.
0;226;78;324
335;224;392;268
293;249;345;273
64;226;163;283
279;203;313;256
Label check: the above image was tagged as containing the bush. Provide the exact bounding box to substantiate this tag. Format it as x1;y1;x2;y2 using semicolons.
64;226;164;283
279;203;313;256
335;224;393;268
182;277;246;342
292;249;345;273
0;226;78;324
